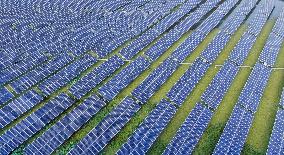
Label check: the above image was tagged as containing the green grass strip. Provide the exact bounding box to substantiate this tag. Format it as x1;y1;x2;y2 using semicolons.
101;27;220;155
242;35;284;155
193;20;275;155
148;23;248;155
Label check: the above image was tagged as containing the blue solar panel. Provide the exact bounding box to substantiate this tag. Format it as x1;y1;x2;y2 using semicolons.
10;53;74;94
228;33;256;65
267;109;284;155
68;96;140;155
145;0;223;62
0;90;43;128
171;31;207;62
163;103;213;155
200;32;231;63
120;29;159;60
119;0;203;60
132;58;179;103
98;56;150;101
201;61;239;109
0;54;48;86
91;1;183;58
24;94;105;155
167;58;210;106
213;106;253;155
0;87;14;105
237;63;271;112
117;99;176;154
70;55;124;99
38;54;97;96
0;93;74;154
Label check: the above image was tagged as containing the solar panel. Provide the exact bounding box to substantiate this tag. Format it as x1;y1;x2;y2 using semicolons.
24;94;106;155
119;0;203;60
201;61;239;109
0;93;74;154
237;63;272;113
117;99;176;154
167;58;210;106
70;55;124;99
0;90;43;128
38;54;97;96
213;106;253;155
163;103;213;155
267;109;284;155
0;87;14;105
132;58;179;103
98;56;150;101
145;0;222;62
10;53;74;94
68;96;140;155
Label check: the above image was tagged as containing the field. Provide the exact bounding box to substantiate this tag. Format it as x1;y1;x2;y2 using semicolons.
9;19;284;155
1;0;284;155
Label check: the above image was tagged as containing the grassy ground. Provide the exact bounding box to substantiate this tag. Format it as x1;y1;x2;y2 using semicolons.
148;22;248;155
242;37;284;155
4;16;283;155
6;3;198;153
54;26;196;155
193;20;278;155
101;27;220;155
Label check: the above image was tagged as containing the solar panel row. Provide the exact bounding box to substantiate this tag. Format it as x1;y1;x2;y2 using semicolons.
98;56;150;101
201;61;239;110
0;93;74;154
69;55;125;99
119;0;203;60
10;53;74;94
0;87;14;105
214;4;284;154
24;94;106;155
132;58;179;103
267;108;284;154
163;103;213;155
0;90;43;128
117;99;176;155
237;63;272;112
164;0;270;153
167;58;210;106
0;53;48;86
213;106;254;154
38;54;97;96
68;96;140;155
167;0;259;107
